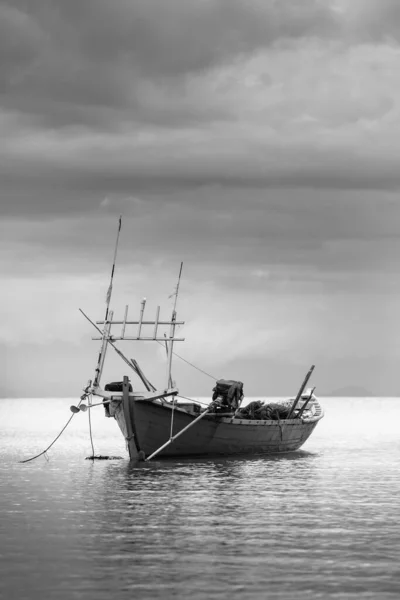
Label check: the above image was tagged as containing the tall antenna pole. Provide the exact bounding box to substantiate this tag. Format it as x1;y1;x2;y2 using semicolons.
172;261;183;314
105;215;122;321
91;216;122;392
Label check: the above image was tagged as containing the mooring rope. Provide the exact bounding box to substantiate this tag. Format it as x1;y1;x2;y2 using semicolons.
19;397;84;463
87;395;95;457
20;326;218;463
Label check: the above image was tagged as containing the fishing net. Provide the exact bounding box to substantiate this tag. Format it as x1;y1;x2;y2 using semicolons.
235;400;292;420
235;398;313;420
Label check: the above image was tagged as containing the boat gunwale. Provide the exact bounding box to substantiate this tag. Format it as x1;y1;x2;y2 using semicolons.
100;391;324;430
131;395;325;426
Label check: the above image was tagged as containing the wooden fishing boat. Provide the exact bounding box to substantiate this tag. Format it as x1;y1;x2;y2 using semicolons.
72;219;324;461
105;382;324;460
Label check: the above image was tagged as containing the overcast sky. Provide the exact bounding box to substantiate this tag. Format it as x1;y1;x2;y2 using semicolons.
2;0;400;398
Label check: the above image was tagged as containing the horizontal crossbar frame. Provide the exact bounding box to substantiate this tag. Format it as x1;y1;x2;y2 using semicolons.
96;320;185;326
92;336;185;341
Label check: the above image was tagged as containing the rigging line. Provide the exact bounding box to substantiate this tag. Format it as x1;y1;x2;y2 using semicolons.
155;340;218;381
19;397;83;463
80;307;217;387
176;394;210;407
81;307;218;384
79;308;137;375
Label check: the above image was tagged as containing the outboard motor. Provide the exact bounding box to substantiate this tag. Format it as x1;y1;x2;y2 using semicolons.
212;379;244;411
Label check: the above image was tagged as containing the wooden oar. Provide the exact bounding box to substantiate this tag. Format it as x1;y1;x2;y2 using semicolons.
286;365;315;419
145;407;213;461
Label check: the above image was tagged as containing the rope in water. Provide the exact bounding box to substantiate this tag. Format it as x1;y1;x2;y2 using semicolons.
19;397;84;463
88;395;95;457
19;346;218;463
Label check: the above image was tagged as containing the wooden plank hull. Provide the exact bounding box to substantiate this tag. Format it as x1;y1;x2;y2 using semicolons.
114;398;322;459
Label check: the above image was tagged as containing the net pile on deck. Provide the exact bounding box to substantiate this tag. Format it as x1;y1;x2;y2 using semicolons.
235;399;313;420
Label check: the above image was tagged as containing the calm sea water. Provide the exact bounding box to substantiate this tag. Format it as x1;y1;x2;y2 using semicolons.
1;397;399;600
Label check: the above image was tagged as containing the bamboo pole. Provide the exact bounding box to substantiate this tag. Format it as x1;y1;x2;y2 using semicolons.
92;311;113;388
137;298;146;338
153;306;160;339
296;386;316;419
105;216;122;321
145;407;212;462
165;262;183;391
96;319;185;325
122;376;139;460
121;305;129;338
79;308;140;376
286;365;315;419
130;358;156;392
171;262;183;313
92;336;185;341
163;333;173;388
165;316;176;389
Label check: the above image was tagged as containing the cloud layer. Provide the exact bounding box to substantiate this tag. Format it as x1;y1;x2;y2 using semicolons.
2;0;400;395
2;0;400;216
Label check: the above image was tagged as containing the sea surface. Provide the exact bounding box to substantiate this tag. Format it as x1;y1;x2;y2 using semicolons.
1;397;399;600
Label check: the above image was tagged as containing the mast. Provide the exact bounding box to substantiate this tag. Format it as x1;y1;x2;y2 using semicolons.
105;215;122;321
92;311;113;389
91;216;122;390
93;302;186;390
91;258;186;393
166;262;183;389
171;262;183;315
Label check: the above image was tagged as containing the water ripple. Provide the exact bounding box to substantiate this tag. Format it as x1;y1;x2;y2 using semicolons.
1;397;400;599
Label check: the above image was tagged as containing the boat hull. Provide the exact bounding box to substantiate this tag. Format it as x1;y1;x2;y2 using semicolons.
113;398;322;459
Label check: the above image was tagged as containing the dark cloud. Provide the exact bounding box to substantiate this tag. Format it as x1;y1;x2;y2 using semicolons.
344;0;400;43
0;0;398;146
61;0;336;76
0;0;338;128
0;3;44;90
2;136;400;219
2;187;400;288
1;0;399;218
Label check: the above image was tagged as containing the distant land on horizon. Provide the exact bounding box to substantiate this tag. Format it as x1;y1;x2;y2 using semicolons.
327;385;376;397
